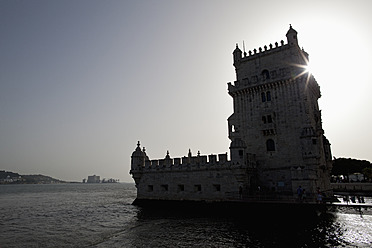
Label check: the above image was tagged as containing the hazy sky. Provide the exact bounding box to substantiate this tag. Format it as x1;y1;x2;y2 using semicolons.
1;0;371;182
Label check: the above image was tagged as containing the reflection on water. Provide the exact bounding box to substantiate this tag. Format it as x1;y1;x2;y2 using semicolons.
95;204;372;248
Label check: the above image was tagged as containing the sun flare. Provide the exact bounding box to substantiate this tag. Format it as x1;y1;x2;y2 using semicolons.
303;62;312;74
291;62;312;80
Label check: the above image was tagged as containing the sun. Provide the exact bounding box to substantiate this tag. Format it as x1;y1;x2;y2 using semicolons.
291;61;312;80
303;61;313;74
290;55;313;88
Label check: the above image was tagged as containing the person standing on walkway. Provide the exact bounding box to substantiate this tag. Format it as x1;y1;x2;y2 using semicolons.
297;186;303;202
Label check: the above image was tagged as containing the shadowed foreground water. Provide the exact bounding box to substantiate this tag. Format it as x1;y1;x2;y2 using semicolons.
0;183;371;247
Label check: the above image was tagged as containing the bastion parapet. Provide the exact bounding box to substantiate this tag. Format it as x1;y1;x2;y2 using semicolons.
131;143;257;173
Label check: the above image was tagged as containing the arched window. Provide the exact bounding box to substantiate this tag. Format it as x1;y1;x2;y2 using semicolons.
262;70;270;80
266;139;275;151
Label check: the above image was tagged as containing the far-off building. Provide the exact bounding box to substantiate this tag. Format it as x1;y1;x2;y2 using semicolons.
130;26;333;204
87;175;100;183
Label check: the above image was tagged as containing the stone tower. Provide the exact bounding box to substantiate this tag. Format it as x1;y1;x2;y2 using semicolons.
228;25;333;198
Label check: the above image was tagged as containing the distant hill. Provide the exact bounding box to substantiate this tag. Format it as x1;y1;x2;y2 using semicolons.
0;170;66;184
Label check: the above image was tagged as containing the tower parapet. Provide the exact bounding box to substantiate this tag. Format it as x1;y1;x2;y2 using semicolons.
240;39;286;59
232;25;309;88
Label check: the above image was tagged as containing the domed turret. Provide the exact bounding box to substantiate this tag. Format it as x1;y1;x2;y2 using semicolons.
229;138;247;165
131;141;146;170
286;24;298;46
233;44;242;66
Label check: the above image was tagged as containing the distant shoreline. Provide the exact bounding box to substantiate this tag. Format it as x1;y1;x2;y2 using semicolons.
1;170;132;185
0;171;66;184
0;181;135;185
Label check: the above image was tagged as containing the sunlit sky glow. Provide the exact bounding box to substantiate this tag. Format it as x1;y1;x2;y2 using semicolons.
1;0;371;182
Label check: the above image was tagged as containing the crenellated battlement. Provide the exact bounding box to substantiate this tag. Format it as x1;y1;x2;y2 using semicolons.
239;39;308;65
131;146;256;173
130;142;259;174
244;39;287;60
233;26;309;85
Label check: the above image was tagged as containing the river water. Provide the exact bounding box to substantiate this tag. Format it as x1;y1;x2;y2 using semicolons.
0;183;371;247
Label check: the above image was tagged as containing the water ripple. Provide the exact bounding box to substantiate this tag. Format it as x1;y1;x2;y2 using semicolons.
1;184;371;248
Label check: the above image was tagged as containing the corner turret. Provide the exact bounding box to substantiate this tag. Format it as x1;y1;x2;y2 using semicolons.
286;24;298;47
233;44;242;66
230;138;247;165
131;141;146;170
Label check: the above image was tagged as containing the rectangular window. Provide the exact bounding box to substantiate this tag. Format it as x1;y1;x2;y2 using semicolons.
239;150;243;157
262;116;267;124
160;184;168;191
231;125;235;132
267;115;272;123
266;139;276;151
266;91;271;101
261;92;266;102
213;184;221;192
194;184;202;192
147;185;153;192
312;139;317;145
177;184;184;192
